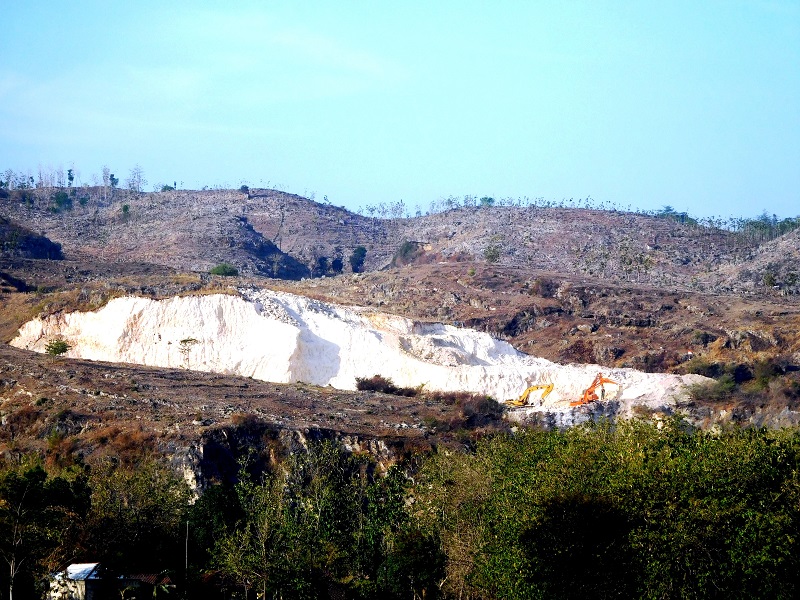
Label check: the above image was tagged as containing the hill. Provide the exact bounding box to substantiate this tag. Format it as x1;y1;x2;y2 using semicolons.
0;186;781;293
0;186;798;467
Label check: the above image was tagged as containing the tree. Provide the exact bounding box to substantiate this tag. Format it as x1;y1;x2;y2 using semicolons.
178;338;199;369
349;246;367;273
0;462;89;600
44;339;70;357
209;263;238;276
83;459;190;575
480;196;495;207
214;472;300;599
126;165;146;194
483;243;501;263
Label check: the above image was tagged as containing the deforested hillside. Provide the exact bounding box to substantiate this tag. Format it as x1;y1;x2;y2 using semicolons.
0;215;63;260
717;228;800;294
1;186;787;292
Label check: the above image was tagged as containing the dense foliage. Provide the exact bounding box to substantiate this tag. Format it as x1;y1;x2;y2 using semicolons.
210;263;239;277
2;420;799;599
416;420;800;599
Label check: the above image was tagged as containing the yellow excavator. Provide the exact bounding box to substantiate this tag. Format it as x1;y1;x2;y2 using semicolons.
506;383;555;407
570;373;619;407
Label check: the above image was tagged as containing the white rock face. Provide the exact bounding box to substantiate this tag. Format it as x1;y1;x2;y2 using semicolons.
10;289;705;419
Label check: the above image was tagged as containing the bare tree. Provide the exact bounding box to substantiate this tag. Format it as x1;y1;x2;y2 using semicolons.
102;166;110;201
126;164;147;194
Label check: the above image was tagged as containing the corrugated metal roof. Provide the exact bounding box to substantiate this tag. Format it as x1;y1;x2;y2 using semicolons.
125;574;172;586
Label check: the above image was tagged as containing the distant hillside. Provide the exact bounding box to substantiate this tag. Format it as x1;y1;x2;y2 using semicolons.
0;216;62;259
717;228;800;294
1;186;791;292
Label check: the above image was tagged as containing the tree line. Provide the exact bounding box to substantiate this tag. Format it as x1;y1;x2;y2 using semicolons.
2;419;799;599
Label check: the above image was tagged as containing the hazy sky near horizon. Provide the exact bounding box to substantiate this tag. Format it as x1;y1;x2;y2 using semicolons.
1;1;798;218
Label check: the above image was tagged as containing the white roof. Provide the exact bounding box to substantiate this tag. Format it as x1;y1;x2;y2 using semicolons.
66;563;100;580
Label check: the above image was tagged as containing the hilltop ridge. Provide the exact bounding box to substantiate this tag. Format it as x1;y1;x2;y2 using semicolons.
2;186;795;294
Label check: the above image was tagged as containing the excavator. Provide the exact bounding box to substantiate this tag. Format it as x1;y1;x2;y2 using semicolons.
505;383;554;407
570;373;619;407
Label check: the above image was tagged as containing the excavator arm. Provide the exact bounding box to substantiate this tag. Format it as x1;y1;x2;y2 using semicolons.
506;383;554;407
570;373;619;407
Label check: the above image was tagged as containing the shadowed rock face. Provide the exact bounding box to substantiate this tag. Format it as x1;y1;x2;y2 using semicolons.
0;216;63;260
11;288;705;425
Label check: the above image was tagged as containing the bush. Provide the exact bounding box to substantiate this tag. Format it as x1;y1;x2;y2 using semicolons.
209;263;238;276
50;190;72;211
483;244;501;263
44;339;70;356
349;246;367;273
392;240;423;266
355;375;417;396
688;374;736;401
684;357;722;378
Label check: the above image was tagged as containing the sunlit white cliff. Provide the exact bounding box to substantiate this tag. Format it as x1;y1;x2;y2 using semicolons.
10;289;705;418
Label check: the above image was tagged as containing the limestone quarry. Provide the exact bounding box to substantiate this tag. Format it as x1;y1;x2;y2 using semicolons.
11;289;706;423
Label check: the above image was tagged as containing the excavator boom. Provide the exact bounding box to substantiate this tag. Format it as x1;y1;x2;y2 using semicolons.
569;373;619;407
506;383;554;407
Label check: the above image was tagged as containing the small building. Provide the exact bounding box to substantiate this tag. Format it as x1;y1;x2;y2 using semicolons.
48;563;102;600
49;564;175;600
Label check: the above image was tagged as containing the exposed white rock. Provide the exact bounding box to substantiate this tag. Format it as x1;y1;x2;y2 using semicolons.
10;289;706;421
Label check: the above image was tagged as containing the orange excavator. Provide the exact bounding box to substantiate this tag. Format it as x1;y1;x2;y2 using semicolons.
570;373;619;407
506;383;554;407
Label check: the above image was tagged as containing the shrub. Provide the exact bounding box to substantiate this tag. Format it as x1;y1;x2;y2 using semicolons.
349;246;367;273
355;375;417;396
684;357;722;378
688;374;736;401
44;339;70;356
483;244;501;263
209;263;238;276
239;185;249;194
529;277;558;298
50;190;72;211
392;241;423;266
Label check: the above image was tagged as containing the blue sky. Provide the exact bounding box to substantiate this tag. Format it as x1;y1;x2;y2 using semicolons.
1;1;798;218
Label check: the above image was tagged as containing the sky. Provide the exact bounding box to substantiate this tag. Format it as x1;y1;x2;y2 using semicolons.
1;1;798;219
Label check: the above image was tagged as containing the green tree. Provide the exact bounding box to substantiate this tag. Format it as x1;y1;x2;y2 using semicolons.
209;263;238;276
83;459;190;575
0;462;89;600
44;339;70;357
215;471;306;599
349;246;367;273
483;243;501;263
